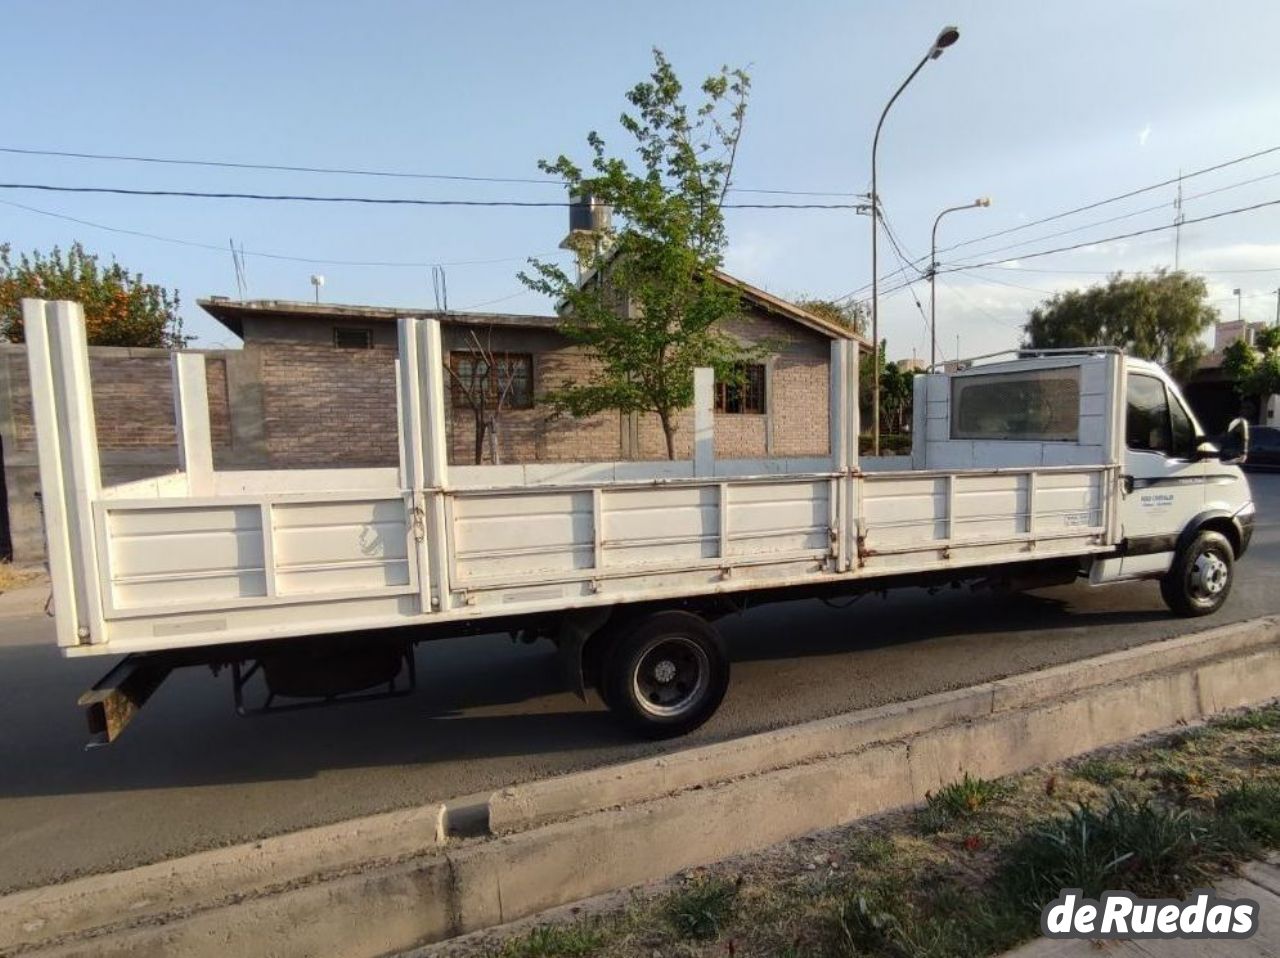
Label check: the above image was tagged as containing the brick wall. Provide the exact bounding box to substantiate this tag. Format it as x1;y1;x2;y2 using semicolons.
256;340;400;468
5;348;231;455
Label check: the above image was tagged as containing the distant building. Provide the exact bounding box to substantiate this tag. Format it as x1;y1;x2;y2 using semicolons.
895;357;926;373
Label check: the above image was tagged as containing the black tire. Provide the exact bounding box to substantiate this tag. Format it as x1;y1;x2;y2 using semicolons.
1160;530;1234;617
600;611;729;739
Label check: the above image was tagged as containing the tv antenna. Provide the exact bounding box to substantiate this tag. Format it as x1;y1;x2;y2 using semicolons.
432;265;449;311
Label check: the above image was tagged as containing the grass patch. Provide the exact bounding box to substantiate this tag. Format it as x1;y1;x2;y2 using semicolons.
997;795;1241;906
1073;757;1128;787
664;875;738;940
1218;780;1280;846
918;773;1015;832
0;562;38;593
493;923;605;958
1211;705;1280;732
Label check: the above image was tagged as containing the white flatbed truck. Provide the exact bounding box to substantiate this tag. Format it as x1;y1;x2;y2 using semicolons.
21;298;1255;743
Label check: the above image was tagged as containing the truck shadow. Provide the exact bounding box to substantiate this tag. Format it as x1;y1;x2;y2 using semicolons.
0;579;1187;803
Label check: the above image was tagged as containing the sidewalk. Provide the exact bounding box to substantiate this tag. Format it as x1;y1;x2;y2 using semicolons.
1006;856;1280;957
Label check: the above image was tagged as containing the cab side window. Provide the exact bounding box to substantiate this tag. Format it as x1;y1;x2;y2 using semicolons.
1127;375;1172;454
1127;373;1196;459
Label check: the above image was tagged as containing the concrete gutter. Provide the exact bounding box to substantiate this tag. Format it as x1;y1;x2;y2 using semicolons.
3;617;1278;958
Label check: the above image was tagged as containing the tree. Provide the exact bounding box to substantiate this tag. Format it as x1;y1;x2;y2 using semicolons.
444;329;525;465
0;243;186;348
858;340;917;448
520;50;756;459
1023;269;1216;380
795;298;868;337
1223;326;1280;412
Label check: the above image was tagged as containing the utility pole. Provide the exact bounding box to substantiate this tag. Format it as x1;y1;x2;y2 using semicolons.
870;25;960;456
1173;171;1185;270
1274;287;1279;327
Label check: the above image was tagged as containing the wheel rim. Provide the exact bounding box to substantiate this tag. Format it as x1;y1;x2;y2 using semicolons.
1189;549;1229;601
631;635;710;718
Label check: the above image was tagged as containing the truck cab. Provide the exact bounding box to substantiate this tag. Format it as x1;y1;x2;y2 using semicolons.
1095;356;1253;614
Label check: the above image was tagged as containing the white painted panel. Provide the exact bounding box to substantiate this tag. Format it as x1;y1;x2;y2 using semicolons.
276;562;411;594
602;486;718;567
861;476;947;548
453;489;594;580
114;572;269;608
953;475;1025;540
105;504;267;609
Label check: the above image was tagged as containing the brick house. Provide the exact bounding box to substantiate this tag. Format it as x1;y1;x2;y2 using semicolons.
197;273;864;468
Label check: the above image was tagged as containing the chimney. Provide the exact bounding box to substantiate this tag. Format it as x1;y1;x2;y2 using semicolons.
559;191;613;278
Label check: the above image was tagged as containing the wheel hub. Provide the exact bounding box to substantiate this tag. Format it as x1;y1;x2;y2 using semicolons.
632;636;710;718
1191;552;1228;596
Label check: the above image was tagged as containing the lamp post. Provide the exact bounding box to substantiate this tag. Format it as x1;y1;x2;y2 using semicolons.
870;24;960;455
930;197;990;368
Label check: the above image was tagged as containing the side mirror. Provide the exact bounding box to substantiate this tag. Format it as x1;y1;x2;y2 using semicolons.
1220;417;1250;466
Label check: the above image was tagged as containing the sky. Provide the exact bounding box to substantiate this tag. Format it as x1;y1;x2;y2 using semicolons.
4;0;1280;360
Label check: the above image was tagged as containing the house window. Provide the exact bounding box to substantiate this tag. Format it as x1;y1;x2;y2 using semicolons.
333;326;373;349
951;367;1080;441
448;352;534;409
715;364;767;414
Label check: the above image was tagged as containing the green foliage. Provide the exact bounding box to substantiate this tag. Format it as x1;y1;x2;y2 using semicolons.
1210;704;1280;731
921;773;1016;827
1;242;186;348
1223;330;1280;400
664;875;738;940
1217;780;1280;846
520;50;756;459
1023;269;1215;380
828;886;1026;958
493;923;605;958
996;795;1240;907
1073;757;1129;787
859;339;919;439
796;297;868;336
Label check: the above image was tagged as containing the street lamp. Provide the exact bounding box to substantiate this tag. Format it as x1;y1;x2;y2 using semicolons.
870;25;960;455
930;197;991;368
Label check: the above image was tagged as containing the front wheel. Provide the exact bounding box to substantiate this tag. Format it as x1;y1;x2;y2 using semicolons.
1160;530;1234;617
600;611;729;739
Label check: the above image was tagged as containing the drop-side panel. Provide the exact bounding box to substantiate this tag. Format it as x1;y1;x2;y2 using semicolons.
96;493;418;618
272;499;412;595
102;504;266;610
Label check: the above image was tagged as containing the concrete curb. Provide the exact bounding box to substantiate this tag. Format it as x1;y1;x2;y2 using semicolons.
488;616;1280;834
4;617;1278;958
0;803;446;955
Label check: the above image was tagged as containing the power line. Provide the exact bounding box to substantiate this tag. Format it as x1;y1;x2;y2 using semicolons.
934;143;1280;257
972;263;1280;276
947;167;1280;269
0;182;862;210
0;145;862;198
936;196;1280;276
0;197;564;268
837;146;1280;302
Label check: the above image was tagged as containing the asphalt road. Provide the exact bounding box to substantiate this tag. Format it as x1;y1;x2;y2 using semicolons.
2;474;1279;893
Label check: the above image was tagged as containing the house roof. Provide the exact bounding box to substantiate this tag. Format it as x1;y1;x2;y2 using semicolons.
199;272;867;346
197;297;560;340
709;270;867;343
568;249;866;344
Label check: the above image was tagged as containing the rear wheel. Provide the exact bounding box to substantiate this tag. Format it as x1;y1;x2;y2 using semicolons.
1160;529;1234;617
600;611;729;739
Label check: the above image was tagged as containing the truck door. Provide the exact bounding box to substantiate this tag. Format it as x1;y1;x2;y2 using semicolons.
1118;370;1205;576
